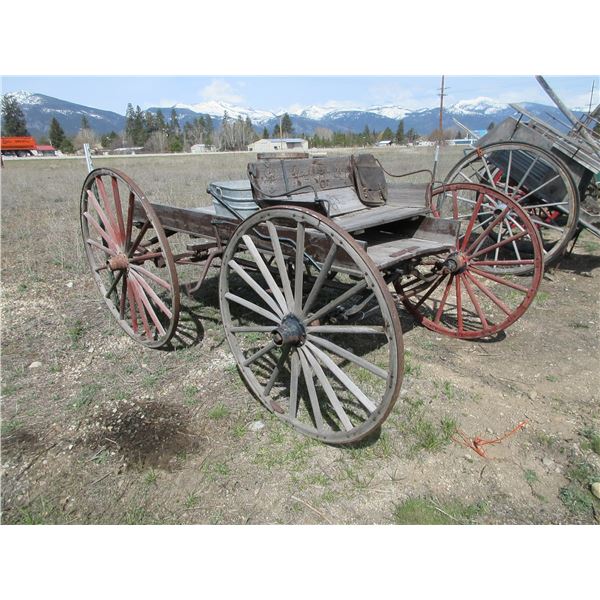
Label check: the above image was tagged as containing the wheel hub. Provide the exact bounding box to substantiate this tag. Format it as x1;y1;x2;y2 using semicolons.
271;314;306;347
442;251;468;274
108;253;129;271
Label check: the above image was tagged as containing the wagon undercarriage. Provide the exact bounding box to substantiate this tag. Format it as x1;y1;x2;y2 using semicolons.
81;155;544;443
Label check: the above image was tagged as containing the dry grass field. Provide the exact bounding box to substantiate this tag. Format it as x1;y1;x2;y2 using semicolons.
1;146;599;524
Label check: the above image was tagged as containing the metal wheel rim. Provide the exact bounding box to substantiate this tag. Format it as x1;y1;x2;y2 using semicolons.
80;168;180;349
219;206;404;444
441;141;579;272
396;183;544;339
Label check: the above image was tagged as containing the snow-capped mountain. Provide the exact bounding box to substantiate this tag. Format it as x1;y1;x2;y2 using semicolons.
1;90;578;140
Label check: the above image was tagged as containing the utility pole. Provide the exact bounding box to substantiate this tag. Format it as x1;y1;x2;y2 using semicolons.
432;75;447;182
438;75;446;143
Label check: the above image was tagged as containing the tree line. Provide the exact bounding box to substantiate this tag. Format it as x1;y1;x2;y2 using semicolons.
3;92;480;154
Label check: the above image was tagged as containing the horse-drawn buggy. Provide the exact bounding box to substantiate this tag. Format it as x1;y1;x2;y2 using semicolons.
81;148;545;444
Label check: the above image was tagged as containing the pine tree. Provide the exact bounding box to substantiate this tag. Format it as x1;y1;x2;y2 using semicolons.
395;119;405;144
382;127;394;141
262;126;269;139
49;118;66;149
281;113;294;136
169;109;180;135
1;94;29;136
125;103;136;145
81;115;90;129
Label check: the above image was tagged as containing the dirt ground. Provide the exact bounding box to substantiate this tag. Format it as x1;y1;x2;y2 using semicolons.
1;147;599;524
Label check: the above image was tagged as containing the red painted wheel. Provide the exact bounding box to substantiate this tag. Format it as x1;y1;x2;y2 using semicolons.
395;183;543;339
81;168;180;348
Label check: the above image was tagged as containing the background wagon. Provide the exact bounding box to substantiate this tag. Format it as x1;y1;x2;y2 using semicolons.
442;76;600;272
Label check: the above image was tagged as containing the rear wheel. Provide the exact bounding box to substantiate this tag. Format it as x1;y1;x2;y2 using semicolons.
81;168;180;348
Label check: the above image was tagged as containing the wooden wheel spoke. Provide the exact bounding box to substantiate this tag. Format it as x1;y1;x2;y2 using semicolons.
130;277;165;337
465;206;511;255
130;278;153;339
434;275;454;324
230;326;274;333
129;264;172;291
126;277;138;334
469;231;527;260
87;190;119;245
105;269;124;299
415;274;447;309
111;176;126;242
460;192;486;250
302;244;338;317
224;292;281;324
306;325;385;334
95;176;121;245
307;334;387;380
262;346;291;398
304;279;368;325
469;266;529;293
465;271;512;316
243;340;277;368
288;352;300;419
242;234;288;313
456;275;464;334
84;210;119;252
301;346;353;432
305;341;376;413
127;221;151;258
298;349;325;431
294;223;305;314
120;276;128;320
266;221;294;309
129;269;173;319
229;259;284;318
462;272;488;328
125;192;135;251
86;237;116;256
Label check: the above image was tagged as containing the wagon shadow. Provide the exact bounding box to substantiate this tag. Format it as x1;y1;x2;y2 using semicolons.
556;251;600;275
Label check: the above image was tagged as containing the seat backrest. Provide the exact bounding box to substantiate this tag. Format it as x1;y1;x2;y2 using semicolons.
247;156;367;216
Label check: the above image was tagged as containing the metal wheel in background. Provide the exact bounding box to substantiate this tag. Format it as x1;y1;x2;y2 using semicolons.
395;183;543;339
81;168;180;349
220;207;403;444
441;141;579;271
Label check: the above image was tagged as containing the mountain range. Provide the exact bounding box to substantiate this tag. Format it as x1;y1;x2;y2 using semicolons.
2;90;577;140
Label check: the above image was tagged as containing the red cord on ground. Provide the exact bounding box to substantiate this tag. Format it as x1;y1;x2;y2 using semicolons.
452;420;528;458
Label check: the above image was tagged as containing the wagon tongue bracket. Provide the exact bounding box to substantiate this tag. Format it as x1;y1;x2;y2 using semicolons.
271;314;306;347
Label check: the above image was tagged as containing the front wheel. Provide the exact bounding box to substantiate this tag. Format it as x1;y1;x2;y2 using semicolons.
219;206;404;444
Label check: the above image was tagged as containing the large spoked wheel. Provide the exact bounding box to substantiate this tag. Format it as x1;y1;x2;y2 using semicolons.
395;183;543;339
220;207;403;444
441;141;579;272
81;168;180;349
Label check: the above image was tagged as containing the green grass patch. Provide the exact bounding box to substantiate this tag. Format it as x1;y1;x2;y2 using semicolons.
183;385;201;406
1;418;22;436
208;403;230;420
393;498;486;524
404;350;421;377
559;485;595;517
581;428;600;455
67;319;86;346
144;468;158;485
72;383;102;410
524;469;539;485
533;291;550;306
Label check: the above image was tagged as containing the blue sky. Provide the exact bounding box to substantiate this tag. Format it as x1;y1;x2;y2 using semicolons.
2;76;598;115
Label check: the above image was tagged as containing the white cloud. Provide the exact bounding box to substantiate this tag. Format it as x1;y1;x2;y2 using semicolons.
199;80;244;104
